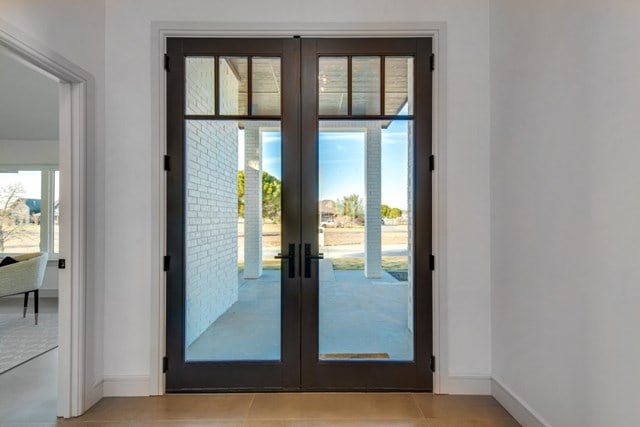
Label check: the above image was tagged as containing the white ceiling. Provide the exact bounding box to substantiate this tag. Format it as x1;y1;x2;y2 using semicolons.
0;48;59;141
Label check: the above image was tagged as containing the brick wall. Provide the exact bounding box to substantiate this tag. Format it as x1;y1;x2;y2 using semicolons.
184;58;239;347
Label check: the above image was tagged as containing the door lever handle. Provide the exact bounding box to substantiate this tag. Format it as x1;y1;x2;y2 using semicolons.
304;243;324;278
275;243;296;278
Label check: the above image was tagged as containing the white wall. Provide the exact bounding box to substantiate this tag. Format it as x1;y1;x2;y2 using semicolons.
490;1;640;425
0;140;58;165
104;0;492;392
0;0;107;407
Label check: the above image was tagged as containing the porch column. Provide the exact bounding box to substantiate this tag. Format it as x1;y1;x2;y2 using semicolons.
364;121;382;278
243;122;262;279
407;120;414;332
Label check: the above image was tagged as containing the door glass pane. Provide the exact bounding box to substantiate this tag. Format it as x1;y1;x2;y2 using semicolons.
219;57;248;115
352;57;380;115
185;57;215;115
252;57;281;115
384;57;414;115
184;119;282;361
318;118;413;361
318;57;348;115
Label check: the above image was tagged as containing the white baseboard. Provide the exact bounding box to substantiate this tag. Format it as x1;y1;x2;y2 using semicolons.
84;379;104;413
103;375;150;397
444;374;492;395
491;377;551;427
3;289;58;298
40;289;58;298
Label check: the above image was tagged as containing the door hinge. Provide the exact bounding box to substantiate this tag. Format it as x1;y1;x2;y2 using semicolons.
429;154;435;172
429;255;435;271
58;258;66;269
163;255;170;272
164;54;170;72
162;356;169;373
164;155;171;171
430;53;435;72
430;355;436;372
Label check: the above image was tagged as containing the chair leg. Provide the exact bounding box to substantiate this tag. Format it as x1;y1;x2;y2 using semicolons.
23;292;29;318
34;290;39;325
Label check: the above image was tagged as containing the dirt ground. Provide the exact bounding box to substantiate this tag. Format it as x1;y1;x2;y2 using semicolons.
239;223;408;247
1;224;58;253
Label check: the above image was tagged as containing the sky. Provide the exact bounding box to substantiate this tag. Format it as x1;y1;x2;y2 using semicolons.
237;116;410;210
0;170;60;204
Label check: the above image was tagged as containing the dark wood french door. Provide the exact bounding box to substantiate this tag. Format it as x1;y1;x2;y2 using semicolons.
165;37;432;392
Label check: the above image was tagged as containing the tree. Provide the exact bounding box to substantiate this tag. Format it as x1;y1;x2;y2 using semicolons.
237;170;282;222
388;207;402;219
0;183;27;252
237;170;245;218
337;194;364;223
381;204;391;218
261;171;281;222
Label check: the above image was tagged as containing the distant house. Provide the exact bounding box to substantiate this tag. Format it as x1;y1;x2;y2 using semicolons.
319;199;336;225
25;198;41;216
10;200;30;223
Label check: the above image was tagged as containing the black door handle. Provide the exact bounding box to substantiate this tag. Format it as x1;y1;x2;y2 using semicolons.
304;243;324;278
275;243;296;278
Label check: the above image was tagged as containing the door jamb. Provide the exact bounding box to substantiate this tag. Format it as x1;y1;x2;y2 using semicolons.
151;22;448;395
0;19;90;417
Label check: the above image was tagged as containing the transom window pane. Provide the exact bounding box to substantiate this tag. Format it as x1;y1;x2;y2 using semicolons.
220;57;248;115
384;57;414;115
352;57;380;115
251;57;281;116
185;57;215;115
318;57;348;115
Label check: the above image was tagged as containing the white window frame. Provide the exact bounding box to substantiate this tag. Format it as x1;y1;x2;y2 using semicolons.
0;166;59;258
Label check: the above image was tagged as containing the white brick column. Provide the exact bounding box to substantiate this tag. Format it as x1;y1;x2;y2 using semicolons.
407;120;414;332
243;122;262;279
365;121;382;278
407;68;415;332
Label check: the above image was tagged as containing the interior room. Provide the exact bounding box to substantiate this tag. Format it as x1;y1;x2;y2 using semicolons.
0;1;638;427
0;45;60;420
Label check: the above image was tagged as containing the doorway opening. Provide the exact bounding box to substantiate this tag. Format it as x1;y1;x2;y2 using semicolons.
0;25;89;418
0;45;61;421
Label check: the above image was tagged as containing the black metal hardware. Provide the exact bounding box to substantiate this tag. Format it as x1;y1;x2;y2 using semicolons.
58;259;66;269
304;243;324;278
430;53;435;72
275;243;296;278
163;255;170;272
429;154;435;171
430;355;436;372
164;155;171;171
163;356;169;373
164;54;170;72
429;255;435;271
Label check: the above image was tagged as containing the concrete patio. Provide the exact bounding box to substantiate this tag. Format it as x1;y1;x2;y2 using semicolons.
186;259;413;362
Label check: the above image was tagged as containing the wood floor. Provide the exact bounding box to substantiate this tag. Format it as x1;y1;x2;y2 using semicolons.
0;298;520;426
0;349;521;427
56;393;521;426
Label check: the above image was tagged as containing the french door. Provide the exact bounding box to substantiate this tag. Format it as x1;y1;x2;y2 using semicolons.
165;37;432;391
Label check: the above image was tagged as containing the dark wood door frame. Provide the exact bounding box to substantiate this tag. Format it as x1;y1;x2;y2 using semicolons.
165;37;302;391
300;38;433;390
165;36;433;392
